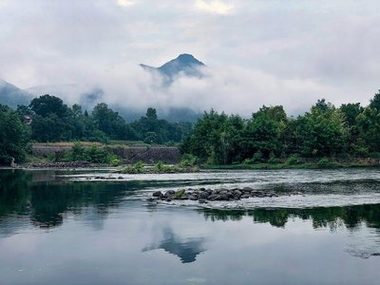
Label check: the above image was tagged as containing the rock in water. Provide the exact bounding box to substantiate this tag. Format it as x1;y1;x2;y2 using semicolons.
153;191;163;197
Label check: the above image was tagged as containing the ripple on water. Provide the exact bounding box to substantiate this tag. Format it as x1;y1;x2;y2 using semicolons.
62;168;380;209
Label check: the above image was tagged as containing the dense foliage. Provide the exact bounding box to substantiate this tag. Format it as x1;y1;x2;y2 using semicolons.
182;92;380;164
15;94;191;144
0;104;30;164
2;91;380;166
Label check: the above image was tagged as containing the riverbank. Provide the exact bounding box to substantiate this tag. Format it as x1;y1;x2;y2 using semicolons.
6;159;380;171
205;158;380;170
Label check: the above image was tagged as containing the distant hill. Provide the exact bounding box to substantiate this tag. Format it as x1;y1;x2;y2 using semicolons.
0;79;33;108
0;54;205;122
140;53;206;83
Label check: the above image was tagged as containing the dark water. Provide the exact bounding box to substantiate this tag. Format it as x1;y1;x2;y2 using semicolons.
1;169;380;285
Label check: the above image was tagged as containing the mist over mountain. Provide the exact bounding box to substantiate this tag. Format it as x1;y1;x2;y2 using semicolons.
0;79;32;108
2;53;324;121
0;54;206;122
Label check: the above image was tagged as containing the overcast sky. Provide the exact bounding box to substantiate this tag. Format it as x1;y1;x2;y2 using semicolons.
0;0;379;114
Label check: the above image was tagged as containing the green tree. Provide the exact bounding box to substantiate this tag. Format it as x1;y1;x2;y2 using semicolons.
29;95;75;142
295;100;348;157
0;105;30;164
242;106;287;160
92;103;135;140
357;108;380;153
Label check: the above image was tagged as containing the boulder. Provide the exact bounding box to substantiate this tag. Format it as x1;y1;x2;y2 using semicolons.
189;195;198;201
207;194;218;201
242;187;254;193
199;191;210;200
153;191;163;197
164;190;175;198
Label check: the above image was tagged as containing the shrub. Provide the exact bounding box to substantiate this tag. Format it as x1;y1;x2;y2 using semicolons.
67;143;119;165
317;158;339;169
268;152;281;164
243;151;264;165
119;161;145;174
286;154;302;165
180;154;198;167
109;156;121;167
154;161;179;173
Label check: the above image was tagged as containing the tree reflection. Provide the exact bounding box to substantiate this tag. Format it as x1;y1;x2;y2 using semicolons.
0;170;32;218
0;170;136;229
201;205;380;231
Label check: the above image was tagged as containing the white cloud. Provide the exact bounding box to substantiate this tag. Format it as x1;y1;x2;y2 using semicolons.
0;0;379;115
195;0;233;15
117;0;135;7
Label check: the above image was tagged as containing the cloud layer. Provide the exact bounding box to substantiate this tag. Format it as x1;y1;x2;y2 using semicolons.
0;0;379;115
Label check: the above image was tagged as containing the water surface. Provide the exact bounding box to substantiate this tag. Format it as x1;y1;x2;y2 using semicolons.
1;169;380;285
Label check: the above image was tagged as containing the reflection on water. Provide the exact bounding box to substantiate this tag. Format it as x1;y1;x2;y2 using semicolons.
143;227;206;263
201;205;380;230
1;169;380;285
0;170;137;231
1;169;380;234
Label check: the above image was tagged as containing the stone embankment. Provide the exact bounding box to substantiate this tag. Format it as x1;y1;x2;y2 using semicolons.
23;161;95;168
32;144;181;164
149;187;302;204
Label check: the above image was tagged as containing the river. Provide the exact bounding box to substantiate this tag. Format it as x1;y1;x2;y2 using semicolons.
0;168;380;284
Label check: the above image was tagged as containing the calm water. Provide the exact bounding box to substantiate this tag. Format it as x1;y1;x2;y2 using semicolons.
1;169;380;285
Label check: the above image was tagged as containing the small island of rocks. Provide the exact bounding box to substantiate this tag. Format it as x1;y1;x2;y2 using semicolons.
148;187;303;204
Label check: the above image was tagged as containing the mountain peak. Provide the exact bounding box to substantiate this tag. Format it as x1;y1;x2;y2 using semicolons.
175;53;202;63
161;53;205;69
140;54;205;83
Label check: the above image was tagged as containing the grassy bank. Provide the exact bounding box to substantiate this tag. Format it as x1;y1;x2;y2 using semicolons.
23;142;380;171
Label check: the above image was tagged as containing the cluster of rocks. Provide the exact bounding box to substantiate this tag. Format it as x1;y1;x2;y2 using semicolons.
148;187;300;204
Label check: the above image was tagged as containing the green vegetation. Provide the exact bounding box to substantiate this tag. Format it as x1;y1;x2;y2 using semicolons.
66;143;121;165
2;90;380;169
118;161;145;174
116;160;198;174
0;105;30;164
15;94;191;144
182;92;380;167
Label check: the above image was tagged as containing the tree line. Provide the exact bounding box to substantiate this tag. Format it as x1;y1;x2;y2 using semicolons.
0;94;192;164
2;91;380;165
181;92;380;165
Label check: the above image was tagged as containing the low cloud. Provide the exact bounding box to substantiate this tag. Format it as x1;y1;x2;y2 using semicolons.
0;0;379;116
65;63;351;117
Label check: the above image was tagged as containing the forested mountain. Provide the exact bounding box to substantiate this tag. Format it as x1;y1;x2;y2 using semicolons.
0;79;32;108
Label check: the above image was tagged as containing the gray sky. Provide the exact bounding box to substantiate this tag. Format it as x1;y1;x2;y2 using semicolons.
0;0;379;114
